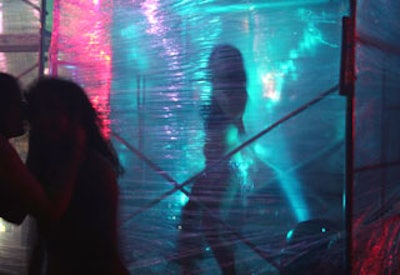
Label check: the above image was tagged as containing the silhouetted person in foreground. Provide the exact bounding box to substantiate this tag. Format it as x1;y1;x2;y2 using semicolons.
0;72;50;224
26;77;128;275
177;45;248;275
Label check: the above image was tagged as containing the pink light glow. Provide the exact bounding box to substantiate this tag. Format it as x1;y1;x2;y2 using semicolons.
354;215;400;274
50;0;113;137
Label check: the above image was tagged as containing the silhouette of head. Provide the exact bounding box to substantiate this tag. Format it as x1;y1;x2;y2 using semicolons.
207;44;247;133
0;73;25;138
26;77;96;144
26;77;123;175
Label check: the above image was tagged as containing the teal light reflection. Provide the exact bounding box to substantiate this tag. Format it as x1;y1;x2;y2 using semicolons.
227;125;255;192
114;0;344;225
244;6;341;222
254;143;309;222
203;0;330;14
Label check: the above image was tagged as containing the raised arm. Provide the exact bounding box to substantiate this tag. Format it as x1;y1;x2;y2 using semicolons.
0;134;49;223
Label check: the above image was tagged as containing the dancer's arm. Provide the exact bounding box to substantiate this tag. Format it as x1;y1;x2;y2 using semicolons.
26;125;86;225
0;134;49;223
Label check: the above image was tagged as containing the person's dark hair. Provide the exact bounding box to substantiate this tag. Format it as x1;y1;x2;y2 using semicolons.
208;44;247;85
203;44;248;135
26;77;124;176
0;72;21;112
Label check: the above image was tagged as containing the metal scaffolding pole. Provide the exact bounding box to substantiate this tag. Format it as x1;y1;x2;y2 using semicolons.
39;0;48;76
339;0;357;274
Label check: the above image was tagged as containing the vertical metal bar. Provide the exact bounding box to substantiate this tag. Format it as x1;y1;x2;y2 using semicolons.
340;0;357;274
380;60;387;220
38;0;47;76
344;63;355;275
49;0;59;76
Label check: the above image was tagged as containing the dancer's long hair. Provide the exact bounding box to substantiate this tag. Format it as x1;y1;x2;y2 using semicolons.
26;77;124;176
203;44;247;136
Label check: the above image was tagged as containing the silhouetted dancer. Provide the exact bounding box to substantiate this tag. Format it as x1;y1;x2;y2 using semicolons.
26;77;128;275
177;45;248;275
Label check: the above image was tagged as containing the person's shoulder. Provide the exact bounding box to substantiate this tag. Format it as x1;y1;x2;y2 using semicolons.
82;149;119;196
84;149;116;178
0;134;20;164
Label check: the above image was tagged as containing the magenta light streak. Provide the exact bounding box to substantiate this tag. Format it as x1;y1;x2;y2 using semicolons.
50;0;113;137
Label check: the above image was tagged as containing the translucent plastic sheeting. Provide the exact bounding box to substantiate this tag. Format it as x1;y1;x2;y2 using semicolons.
48;0;349;274
353;1;400;274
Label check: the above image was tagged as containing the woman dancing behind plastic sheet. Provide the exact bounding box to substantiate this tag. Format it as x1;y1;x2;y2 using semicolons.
26;77;128;275
177;44;248;275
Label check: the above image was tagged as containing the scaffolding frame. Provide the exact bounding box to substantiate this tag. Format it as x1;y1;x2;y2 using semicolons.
0;0;48;79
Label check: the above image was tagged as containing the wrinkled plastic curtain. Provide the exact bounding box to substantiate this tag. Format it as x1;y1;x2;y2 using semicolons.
353;1;400;274
49;0;348;274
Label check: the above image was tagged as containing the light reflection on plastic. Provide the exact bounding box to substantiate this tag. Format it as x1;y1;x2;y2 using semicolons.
227;126;254;191
258;7;335;105
141;0;183;94
286;228;294;241
203;0;329;14
251;7;338;221
52;1;113;138
254;143;309;222
262;72;282;102
142;0;164;35
178;192;189;206
53;1;341;225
